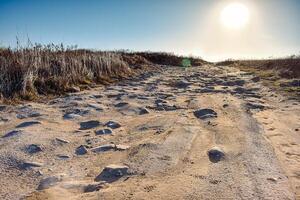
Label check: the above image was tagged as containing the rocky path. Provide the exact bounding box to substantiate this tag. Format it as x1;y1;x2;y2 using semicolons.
0;65;299;200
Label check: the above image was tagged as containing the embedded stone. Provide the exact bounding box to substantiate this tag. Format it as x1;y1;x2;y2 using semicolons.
37;175;64;190
2;130;22;138
75;145;88;155
26;144;43;154
95;128;113;135
79;120;101;130
105;121;121;129
194;109;217;120
21;161;44;169
91;144;115;153
115;144;130;151
207;147;225;163
95;164;129;183
16;121;41;128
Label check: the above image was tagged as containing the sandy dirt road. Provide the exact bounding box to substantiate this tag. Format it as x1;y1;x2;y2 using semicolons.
0;64;299;200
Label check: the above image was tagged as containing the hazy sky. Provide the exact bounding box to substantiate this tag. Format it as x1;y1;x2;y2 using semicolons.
0;0;300;61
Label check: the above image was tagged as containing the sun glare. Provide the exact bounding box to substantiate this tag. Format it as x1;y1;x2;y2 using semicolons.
220;3;249;29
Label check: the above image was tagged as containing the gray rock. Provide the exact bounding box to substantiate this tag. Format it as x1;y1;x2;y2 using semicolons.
234;87;247;94
2;130;22;138
267;177;278;182
128;94;138;99
16;121;41;128
37;175;63;190
157;93;174;99
95;164;129;183
246;102;265;110
137;96;150;100
55;138;70;144
223;104;229;108
37;170;43;176
91;144;115;153
91;144;130;153
223;79;245;86
139;108;150;115
95;128;113;135
84;182;106;193
16;106;42;119
79;120;102;130
236;80;246;86
194;109;218;120
74;96;84;101
85;138;92;145
115;144;130;151
16;112;42;119
87;103;103;111
107;93;124;99
91;94;103;99
56;154;70;159
198;88;215;93
151;101;178;111
63;108;90;118
75;145;88;155
114;102;129;108
207;147;225;163
174;80;191;88
105;121;121;129
63;113;82;120
21;161;44;169
26;144;43;154
155;99;168;104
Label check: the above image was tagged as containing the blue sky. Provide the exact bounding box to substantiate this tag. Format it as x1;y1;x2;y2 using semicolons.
0;0;300;61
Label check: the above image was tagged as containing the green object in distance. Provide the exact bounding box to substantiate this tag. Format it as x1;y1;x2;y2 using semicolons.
181;58;191;68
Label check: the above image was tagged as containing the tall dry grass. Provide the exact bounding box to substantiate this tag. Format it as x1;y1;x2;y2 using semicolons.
217;57;300;79
0;44;132;99
236;58;300;78
0;43;207;101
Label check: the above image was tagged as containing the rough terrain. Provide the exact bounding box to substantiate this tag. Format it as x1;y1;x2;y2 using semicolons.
0;64;299;200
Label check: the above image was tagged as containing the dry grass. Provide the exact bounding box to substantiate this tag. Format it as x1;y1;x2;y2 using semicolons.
0;44;133;100
0;45;206;101
217;57;300;97
217;57;300;80
236;58;300;79
127;52;207;66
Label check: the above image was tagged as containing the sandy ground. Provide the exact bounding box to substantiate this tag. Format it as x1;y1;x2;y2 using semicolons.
0;64;299;200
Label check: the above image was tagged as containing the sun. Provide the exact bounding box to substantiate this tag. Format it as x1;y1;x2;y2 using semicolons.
220;3;249;29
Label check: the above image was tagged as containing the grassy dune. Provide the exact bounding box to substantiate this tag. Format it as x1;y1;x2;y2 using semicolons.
217;58;300;79
0;45;206;101
217;58;300;97
236;58;300;79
